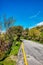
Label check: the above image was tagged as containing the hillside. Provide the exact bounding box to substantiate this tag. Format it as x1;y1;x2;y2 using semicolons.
28;25;43;43
34;25;43;32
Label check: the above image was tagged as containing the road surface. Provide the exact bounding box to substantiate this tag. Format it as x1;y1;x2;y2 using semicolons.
22;40;43;65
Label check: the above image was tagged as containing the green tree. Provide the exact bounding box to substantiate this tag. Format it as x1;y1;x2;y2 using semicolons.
22;28;29;39
40;32;43;42
28;28;40;40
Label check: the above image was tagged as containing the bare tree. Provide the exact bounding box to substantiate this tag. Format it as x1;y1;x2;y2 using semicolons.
3;15;15;31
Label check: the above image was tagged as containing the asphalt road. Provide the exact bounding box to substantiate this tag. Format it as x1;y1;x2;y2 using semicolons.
22;40;43;65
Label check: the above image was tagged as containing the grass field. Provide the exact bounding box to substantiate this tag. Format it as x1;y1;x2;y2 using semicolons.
10;41;21;55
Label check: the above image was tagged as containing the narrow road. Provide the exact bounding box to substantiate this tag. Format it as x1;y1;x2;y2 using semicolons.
22;40;43;65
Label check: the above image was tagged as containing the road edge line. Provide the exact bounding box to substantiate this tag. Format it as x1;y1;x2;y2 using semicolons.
22;43;28;65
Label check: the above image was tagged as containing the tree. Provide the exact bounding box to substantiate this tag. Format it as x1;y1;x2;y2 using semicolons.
3;16;15;31
16;26;23;40
28;28;40;40
22;28;29;39
40;32;43;42
7;26;23;41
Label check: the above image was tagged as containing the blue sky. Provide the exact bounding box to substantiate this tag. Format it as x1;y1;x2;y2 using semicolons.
0;0;43;28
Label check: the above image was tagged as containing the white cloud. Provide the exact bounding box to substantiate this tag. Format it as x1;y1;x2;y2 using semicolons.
29;11;40;19
29;22;43;29
37;22;43;26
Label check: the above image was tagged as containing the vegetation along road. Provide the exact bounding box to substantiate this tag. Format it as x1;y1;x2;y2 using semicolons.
20;40;43;65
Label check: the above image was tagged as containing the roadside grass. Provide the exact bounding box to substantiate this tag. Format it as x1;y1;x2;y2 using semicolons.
35;40;43;44
9;41;21;56
3;58;16;65
0;57;16;65
31;40;43;44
